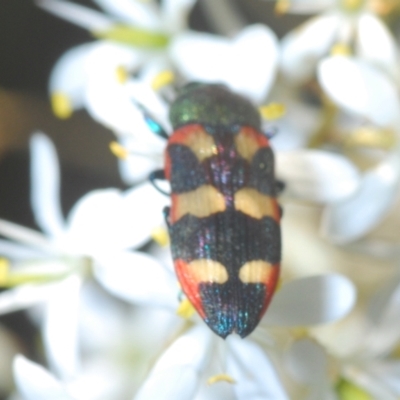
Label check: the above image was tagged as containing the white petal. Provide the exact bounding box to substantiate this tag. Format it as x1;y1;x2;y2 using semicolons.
363;281;400;356
0;239;46;260
264;274;356;326
37;0;112;31
118;153;162;185
94;251;177;309
124;79;171;131
30;133;65;238
357;13;400;83
161;0;196;33
92;0;161;29
321;152;400;243
135;326;212;400
285;339;328;384
49;43;95;109
343;364;398;400
13;355;72;400
0;283;59;315
280;14;340;83
0;219;54;253
170;24;278;102
318;56;400;127
284;339;335;399
268;93;320;151
121;181;170;240
116;133;165;185
83;44;153;137
276;150;360;203
136;366;198;400
67;358;129;400
363;361;400;396
195;383;235;400
64;183;169;254
43;276;81;380
227;337;289;400
280;0;335;13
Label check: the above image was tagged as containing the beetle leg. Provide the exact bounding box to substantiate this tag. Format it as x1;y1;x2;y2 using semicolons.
163;206;171;229
149;169;171;196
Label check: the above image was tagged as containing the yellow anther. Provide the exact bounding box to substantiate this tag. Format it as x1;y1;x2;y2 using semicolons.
0;258;10;286
151;71;175;91
330;43;352;56
274;0;290;14
151;226;170;246
116;66;129;84
259;103;286;120
109;141;129;160
176;298;196;319
344;127;397;149
207;374;236;385
51;92;73;119
290;327;309;340
335;378;372;400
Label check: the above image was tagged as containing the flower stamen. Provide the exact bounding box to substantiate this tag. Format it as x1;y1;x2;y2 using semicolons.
344;127;397;149
151;70;175;91
151;226;169;246
176;298;195;319
51;92;73;119
109;141;129;160
116;66;129;84
274;0;291;14
0;258;10;286
207;374;236;385
259;103;286;120
331;43;352;56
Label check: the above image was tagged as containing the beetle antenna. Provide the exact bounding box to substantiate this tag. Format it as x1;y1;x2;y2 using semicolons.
135;103;170;140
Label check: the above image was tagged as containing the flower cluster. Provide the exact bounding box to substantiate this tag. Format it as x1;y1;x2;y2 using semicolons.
2;0;400;399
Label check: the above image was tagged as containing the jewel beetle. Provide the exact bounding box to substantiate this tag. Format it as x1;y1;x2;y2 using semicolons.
149;82;282;338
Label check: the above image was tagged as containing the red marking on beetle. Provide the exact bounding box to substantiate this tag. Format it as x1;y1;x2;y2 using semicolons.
259;263;280;319
240;126;270;147
174;259;206;319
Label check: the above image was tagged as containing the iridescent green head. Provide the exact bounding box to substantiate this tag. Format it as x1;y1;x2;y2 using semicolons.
169;83;261;131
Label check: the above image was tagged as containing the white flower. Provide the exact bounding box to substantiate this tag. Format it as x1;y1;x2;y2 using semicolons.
279;0;400;86
282;9;400;244
318;55;400;128
321;147;400;243
39;0;283;186
0;132;168;379
312;50;400;243
284;277;400;399
37;0;194;119
169;24;279;103
94;232;356;399
12;251;356;400
39;0;279;125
